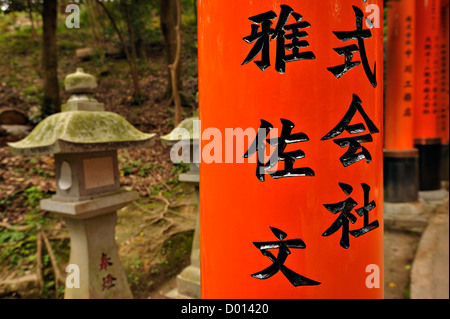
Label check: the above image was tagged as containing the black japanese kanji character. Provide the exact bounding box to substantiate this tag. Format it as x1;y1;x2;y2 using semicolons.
252;227;321;287
403;107;412;117
404;80;413;88
404;93;412;102
327;6;377;87
244;119;315;181
321;94;379;167
242;5;315;73
322;183;379;249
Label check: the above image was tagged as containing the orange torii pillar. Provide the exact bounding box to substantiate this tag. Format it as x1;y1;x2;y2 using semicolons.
439;2;449;183
384;0;419;203
414;0;443;192
199;0;384;298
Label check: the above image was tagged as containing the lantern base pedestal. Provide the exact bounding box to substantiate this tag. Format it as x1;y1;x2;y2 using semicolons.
166;265;201;299
415;139;442;191
179;172;200;184
40;191;137;299
64;212;133;299
384;201;427;233
384;149;420;203
418;189;449;203
177;265;200;298
40;190;138;219
441;143;449;184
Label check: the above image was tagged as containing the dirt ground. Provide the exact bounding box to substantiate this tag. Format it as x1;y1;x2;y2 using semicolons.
383;229;421;299
115;183;198;299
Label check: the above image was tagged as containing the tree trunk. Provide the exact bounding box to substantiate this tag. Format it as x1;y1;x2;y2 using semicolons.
42;0;61;116
161;0;183;102
92;1;108;47
124;4;141;101
169;0;182;126
96;0;141;102
26;0;37;41
86;0;100;49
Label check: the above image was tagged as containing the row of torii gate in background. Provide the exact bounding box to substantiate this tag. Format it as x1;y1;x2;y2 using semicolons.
384;0;449;203
7;0;450;299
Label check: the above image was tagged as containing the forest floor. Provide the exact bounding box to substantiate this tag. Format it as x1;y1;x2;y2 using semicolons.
0;11;199;298
0;12;428;300
383;229;420;299
0;142;198;299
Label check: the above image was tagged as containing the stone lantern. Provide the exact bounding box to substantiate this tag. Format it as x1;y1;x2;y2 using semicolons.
8;68;156;299
161;117;200;299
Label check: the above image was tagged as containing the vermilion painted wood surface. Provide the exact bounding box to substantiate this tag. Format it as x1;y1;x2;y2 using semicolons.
385;0;415;151
414;0;442;141
199;0;383;299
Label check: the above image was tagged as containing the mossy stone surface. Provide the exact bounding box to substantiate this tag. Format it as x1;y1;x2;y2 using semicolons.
161;117;199;146
8;111;156;155
64;68;97;94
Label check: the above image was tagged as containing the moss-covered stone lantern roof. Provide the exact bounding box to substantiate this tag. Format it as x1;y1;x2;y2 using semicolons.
8;111;156;155
160;116;199;146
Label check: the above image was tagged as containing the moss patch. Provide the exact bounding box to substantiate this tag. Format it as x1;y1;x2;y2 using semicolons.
9;111;154;150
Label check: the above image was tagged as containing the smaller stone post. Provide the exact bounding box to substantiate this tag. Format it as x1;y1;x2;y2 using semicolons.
8;69;156;299
161;117;200;299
